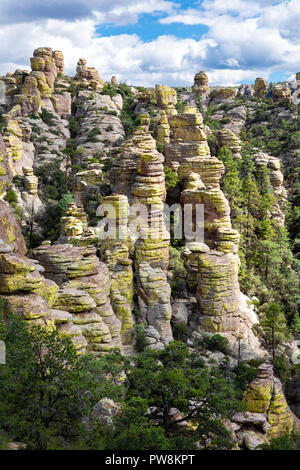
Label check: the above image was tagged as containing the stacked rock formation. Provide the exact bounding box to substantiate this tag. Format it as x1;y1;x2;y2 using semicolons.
254;152;286;226
254;78;268;99
98;194;134;346
156;110;170;145
75;59;104;91
2;111;24;168
272;85;292;103
0;133;12;195
155;85;177;118
218;129;242;159
3;47;66;116
33;243;122;355
59;202;88;242
73;163;103;208
164;106;264;358
23;167;38;195
192;71;210;97
110;115;173;348
0;201;89;353
242;364;300;443
211;87;237;102
111;76;118;86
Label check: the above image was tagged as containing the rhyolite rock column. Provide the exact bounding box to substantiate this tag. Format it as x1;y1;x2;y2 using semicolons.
99;194;135;345
254;78;268;99
33;243;122;355
165;106;265;359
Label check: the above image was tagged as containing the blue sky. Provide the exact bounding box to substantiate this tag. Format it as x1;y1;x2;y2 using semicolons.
0;0;299;86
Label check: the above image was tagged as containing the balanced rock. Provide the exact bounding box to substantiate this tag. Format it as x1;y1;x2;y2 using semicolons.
254;78;268;99
192;71;210;97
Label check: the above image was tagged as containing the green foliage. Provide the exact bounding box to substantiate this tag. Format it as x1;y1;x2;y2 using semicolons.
101;84;117;98
68;116;80;136
103;342;244;450
0;316;86;449
259;302;289;360
201;334;232;356
87;127;101;141
217;146;241;211
233;361;261;391
164;166;180;191
169;247;187;298
259;433;300;450
156;140;164;153
134;323;148;353
175;99;187;113
119;96;140;137
172;323;189;343
44;184;59;200
4;188;18;204
40;108;56;126
0;315;127;450
117;83;134;99
274;355;291;384
58;191;74;214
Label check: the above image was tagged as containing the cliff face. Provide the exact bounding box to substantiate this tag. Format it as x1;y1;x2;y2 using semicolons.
0;49;298;445
163;105;265;359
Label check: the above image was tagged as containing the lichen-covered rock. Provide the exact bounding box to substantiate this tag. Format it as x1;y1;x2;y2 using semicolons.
59;203;88;242
75;58;104;91
254;78;268;99
138;262;173;347
109;117;173;345
0;200;26;255
3;117;23;164
211;87;237;102
99;194;134;345
155;84;177;118
73;163;103;208
5;47;66;116
192;71;210;97
0;209;86;349
33;243;122;354
53;50;65;75
0;133;12;195
218;129;242;159
51;93;71;117
254;152;286;226
156;110;170;145
164;106;265;359
23;167;38;194
73;90;125;157
244;364;300;439
272;85;291;103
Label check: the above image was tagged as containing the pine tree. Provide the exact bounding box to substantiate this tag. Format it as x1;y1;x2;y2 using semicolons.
218;146;241;212
260;303;289;360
